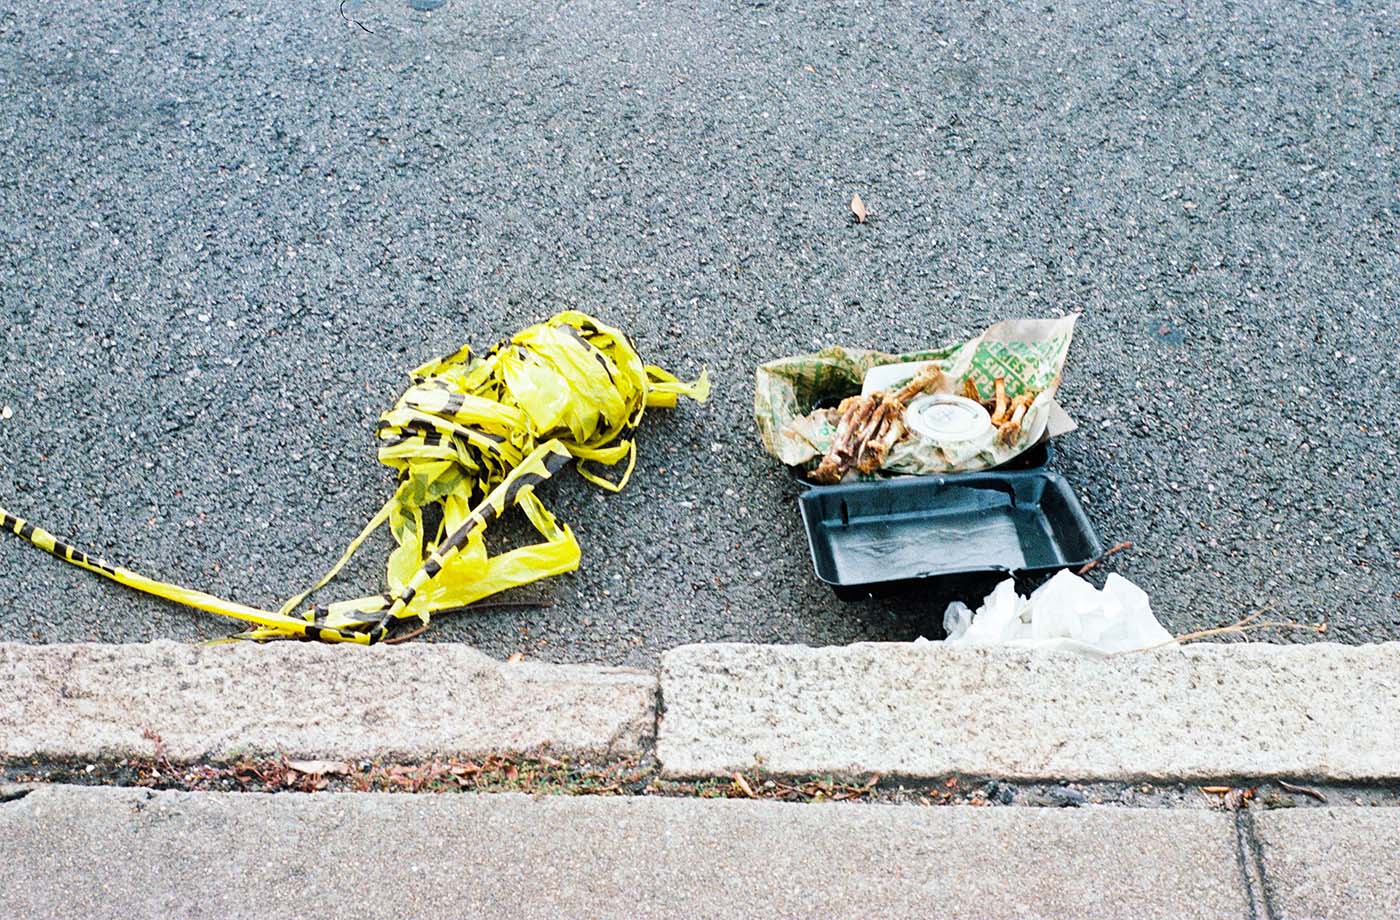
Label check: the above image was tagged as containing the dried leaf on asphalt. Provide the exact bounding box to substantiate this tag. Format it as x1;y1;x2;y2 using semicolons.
287;760;351;776
850;193;868;223
506;652;525;664
732;772;757;798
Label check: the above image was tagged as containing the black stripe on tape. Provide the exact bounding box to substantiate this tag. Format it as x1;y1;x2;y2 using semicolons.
502;470;546;508
559;324;617;383
440;525;474;555
544;447;573;474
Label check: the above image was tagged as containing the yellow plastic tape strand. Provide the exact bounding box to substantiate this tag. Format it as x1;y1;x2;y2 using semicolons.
0;310;707;643
272;488;399;620
371;439;576;642
0;507;373;643
239;439;579;642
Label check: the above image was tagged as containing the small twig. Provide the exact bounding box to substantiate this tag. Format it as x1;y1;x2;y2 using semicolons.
339;0;373;33
1113;601;1325;656
1153;599;1327;649
1123;620;1324;654
384;623;431;645
1278;780;1327;803
1230;605;1272;630
1165;620;1322;646
1077;540;1134;575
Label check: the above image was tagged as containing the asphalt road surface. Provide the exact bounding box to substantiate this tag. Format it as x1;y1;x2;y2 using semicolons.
2;1;1397;665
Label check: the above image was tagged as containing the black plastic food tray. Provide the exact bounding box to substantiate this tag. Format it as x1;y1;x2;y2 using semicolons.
799;468;1102;600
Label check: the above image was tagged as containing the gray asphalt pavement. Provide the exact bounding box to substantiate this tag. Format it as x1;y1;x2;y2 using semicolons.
1;1;1397;664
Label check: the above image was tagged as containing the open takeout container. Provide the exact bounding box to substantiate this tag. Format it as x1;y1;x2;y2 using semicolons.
798;464;1103;601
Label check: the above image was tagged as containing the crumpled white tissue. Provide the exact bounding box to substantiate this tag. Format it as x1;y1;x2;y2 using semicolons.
943;570;1174;655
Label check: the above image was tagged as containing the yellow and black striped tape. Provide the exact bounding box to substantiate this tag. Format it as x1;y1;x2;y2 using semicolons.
0;311;707;644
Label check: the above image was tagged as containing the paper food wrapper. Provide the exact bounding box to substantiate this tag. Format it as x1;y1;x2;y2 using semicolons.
754;316;1079;476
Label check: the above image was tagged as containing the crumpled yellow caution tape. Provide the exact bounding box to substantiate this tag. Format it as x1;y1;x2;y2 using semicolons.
0;311;708;644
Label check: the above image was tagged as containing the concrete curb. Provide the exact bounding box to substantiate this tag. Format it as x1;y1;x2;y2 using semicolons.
0;641;656;761
656;641;1400;781
6;639;1399;787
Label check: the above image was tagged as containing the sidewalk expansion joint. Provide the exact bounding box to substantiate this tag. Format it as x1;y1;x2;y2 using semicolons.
1233;807;1280;920
650;676;664;759
0;785;33;804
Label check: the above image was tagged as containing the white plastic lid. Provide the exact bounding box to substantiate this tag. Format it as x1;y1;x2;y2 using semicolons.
905;394;993;443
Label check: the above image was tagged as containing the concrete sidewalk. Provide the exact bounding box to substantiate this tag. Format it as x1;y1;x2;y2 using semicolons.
2;785;1395;919
0;785;1239;920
